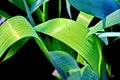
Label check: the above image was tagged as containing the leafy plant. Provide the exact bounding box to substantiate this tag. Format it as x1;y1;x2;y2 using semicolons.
0;0;120;80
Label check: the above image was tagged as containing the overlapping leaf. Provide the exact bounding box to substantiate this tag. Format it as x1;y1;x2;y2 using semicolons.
0;16;50;62
49;51;81;80
34;18;102;76
88;9;120;36
68;0;120;19
9;0;47;13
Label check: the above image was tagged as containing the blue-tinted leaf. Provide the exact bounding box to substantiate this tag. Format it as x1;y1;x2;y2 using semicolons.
81;65;99;80
30;0;49;13
68;0;120;19
66;0;72;19
0;16;51;63
88;9;120;36
49;51;81;80
96;32;120;37
23;0;35;26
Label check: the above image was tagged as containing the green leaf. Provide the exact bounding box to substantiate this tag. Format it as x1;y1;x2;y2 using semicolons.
88;9;120;36
2;38;30;62
49;51;81;80
58;0;61;18
0;16;50;62
100;58;108;80
42;36;76;59
67;0;120;19
76;11;94;28
77;54;87;65
0;10;11;19
34;18;102;76
76;12;94;65
52;39;76;58
43;1;48;20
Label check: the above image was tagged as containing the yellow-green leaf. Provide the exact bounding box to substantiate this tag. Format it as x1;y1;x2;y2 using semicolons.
34;18;102;76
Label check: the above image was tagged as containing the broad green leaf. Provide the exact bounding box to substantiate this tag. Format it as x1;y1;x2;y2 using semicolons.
0;10;11;19
76;11;94;65
88;9;120;36
0;16;50;62
76;11;94;28
67;0;120;19
34;18;102;76
49;51;81;80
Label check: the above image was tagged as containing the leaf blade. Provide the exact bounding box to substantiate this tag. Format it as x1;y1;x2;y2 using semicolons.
34;18;102;76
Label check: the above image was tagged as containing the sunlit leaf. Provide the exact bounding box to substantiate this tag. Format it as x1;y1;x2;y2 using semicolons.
76;11;94;28
77;54;87;65
76;11;94;65
34;18;102;76
0;16;50;62
68;0;120;19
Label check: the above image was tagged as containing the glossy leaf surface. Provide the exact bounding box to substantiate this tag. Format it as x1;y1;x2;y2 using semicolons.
34;18;102;75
